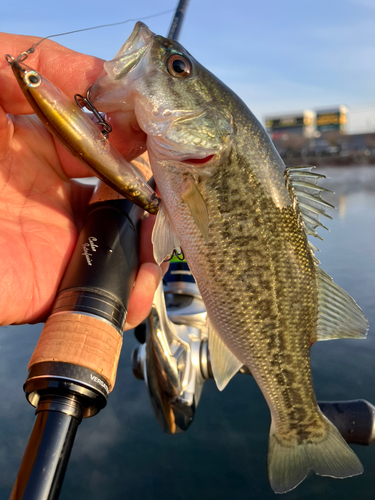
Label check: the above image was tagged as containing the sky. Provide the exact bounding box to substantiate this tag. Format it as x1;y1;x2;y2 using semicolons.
2;0;375;133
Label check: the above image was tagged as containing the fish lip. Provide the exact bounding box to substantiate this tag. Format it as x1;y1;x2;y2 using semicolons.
108;21;154;79
181;155;215;166
123;21;153;52
147;138;217;169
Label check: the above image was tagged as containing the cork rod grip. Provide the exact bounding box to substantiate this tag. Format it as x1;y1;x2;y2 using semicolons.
28;312;122;391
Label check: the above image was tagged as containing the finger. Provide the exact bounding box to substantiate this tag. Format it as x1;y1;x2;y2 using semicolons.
139;215;156;264
0;105;13;161
124;262;162;331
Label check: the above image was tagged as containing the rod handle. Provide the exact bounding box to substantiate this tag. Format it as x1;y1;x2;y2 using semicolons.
28;312;122;391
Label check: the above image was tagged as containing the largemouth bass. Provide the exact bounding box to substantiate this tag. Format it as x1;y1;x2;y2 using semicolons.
90;22;368;493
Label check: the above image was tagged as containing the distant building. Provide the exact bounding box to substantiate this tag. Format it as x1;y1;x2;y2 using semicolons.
316;105;347;133
264;105;349;139
265;110;316;139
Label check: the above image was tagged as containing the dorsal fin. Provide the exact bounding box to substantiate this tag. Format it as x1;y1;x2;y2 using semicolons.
285;166;333;244
286;166;368;341
314;267;369;341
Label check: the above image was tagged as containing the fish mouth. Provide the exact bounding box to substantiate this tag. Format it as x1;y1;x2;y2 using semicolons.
118;21;153;55
147;132;217;168
181;155;215;165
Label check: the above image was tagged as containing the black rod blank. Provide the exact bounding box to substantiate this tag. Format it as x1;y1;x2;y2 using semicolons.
10;394;84;500
167;0;190;40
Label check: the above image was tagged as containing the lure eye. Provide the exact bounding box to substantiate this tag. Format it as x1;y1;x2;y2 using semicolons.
166;55;191;78
24;71;41;88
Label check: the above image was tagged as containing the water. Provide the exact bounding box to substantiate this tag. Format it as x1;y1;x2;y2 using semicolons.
0;166;374;500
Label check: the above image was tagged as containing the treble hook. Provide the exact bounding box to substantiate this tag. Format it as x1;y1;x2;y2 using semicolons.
74;88;113;138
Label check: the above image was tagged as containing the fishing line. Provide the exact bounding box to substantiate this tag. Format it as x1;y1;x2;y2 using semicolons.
12;8;175;62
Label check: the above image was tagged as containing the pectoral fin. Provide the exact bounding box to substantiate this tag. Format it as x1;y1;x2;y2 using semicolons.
208;318;243;391
181;181;209;243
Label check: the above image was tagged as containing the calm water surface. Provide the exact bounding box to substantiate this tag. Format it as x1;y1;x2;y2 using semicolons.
0;166;374;500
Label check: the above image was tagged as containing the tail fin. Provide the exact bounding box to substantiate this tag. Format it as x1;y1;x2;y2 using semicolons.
268;416;363;494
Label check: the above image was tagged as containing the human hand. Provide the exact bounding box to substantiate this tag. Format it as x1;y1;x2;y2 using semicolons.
0;33;161;328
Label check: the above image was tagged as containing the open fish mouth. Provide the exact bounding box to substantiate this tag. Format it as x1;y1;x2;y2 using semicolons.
146;131;217;168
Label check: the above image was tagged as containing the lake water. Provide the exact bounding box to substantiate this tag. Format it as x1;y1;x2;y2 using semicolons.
0;166;374;500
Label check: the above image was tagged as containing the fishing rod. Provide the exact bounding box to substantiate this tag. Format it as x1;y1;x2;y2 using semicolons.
10;2;190;500
10;186;143;500
167;0;190;40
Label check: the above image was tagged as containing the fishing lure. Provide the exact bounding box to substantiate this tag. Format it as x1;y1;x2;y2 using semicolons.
4;10;175;214
6;54;160;214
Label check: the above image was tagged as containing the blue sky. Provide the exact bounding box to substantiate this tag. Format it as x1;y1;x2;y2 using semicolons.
2;0;375;132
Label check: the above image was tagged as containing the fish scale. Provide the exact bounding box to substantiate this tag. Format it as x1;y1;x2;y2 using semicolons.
89;21;368;493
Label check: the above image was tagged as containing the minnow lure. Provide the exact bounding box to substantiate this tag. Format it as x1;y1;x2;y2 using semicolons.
6;55;160;214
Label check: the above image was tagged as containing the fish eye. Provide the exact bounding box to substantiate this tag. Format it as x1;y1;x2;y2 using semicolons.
166;54;191;78
24;71;41;88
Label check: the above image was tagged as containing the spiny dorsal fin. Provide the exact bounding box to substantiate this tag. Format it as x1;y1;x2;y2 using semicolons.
313;267;369;342
207;318;243;391
152;202;181;265
285;166;333;242
308;241;320;265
